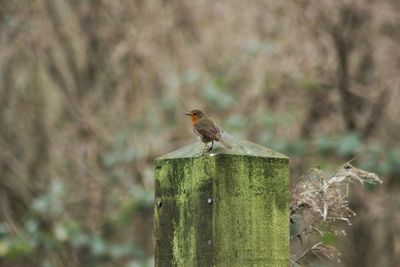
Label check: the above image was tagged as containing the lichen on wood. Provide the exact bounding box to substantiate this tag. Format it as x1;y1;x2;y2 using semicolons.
154;134;289;267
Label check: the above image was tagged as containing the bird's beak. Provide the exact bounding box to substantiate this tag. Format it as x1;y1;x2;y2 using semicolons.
185;112;191;116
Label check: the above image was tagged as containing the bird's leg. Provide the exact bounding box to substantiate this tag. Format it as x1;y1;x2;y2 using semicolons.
202;143;207;155
206;141;213;152
202;142;214;155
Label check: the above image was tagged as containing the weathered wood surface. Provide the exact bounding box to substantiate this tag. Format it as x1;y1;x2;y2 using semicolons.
154;133;289;267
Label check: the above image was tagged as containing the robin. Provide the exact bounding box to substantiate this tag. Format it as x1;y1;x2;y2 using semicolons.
185;109;232;154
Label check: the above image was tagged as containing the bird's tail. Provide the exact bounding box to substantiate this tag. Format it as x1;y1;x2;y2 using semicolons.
217;134;232;149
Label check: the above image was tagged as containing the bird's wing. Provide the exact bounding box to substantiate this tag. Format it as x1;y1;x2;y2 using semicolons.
194;118;220;140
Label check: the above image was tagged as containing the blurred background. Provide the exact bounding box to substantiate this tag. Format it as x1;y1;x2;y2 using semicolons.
0;0;399;266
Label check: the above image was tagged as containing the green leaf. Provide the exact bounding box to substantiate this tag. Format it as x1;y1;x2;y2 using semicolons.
225;114;247;130
336;133;360;156
202;83;235;110
182;69;200;83
53;224;68;242
3;239;33;259
316;135;336;155
90;235;107;256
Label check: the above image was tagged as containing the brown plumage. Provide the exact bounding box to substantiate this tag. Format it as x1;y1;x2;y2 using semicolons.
185;109;231;154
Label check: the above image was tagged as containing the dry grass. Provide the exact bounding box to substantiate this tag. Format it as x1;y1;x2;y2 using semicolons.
290;162;382;265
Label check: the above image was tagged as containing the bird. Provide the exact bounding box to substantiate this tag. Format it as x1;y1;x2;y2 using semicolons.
185;109;232;154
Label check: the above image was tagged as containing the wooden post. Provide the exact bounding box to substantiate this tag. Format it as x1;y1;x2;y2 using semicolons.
154;133;289;267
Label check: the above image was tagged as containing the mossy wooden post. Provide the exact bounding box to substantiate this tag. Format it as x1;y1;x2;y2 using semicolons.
154;133;289;267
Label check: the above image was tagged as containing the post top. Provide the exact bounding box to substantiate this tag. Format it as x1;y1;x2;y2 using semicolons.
156;132;288;161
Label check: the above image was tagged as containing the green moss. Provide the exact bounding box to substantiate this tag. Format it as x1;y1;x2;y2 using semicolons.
155;151;289;267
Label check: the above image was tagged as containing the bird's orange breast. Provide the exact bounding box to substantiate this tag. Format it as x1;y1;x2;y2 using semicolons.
191;115;199;125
